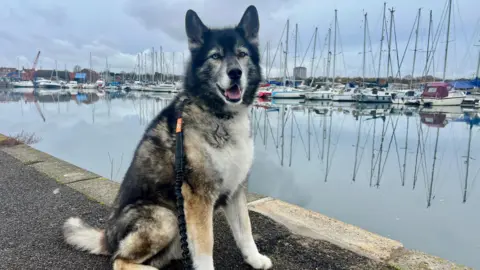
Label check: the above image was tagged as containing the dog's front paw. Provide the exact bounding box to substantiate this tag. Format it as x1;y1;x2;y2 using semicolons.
244;253;272;269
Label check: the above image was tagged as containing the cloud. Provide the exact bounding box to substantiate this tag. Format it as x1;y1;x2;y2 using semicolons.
0;0;478;79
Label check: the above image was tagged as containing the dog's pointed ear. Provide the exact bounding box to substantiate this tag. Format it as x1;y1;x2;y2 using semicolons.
237;5;260;46
185;9;208;50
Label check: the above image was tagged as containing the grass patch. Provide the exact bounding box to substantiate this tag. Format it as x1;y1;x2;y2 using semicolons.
0;131;42;147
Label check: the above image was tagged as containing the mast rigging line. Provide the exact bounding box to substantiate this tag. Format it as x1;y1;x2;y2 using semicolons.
266;21;288;79
395;12;420;78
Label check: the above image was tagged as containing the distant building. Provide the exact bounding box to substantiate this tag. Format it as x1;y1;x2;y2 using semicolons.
293;67;307;79
80;69;100;82
0;67;17;77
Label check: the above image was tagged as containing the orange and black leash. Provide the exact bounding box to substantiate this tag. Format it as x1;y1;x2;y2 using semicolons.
174;101;194;270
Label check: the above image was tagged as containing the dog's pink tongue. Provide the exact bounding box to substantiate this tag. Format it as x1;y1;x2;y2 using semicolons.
225;85;241;99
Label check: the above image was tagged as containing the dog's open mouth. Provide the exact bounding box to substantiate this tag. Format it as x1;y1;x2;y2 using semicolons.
218;84;242;103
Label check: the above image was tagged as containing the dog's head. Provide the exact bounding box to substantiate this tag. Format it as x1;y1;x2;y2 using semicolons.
184;5;261;108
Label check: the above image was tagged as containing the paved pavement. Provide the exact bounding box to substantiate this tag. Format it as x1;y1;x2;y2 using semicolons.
0;149;393;270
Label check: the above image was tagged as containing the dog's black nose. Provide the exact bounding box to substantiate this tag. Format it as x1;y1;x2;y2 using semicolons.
227;68;242;80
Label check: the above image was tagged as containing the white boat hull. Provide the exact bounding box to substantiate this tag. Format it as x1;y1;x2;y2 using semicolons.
356;94;392;103
331;94;354;101
39;82;62;89
422;96;464;106
12;81;34;88
271;91;305;99
148;86;176;92
392;97;421;105
304;92;332;100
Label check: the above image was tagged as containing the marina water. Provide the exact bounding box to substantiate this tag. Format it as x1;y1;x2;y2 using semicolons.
1;89;479;268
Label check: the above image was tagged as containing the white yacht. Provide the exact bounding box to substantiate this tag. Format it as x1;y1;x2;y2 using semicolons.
12;81;34;88
271;87;306;99
391;89;421;105
356;88;392;103
420;82;465;106
331;88;360;102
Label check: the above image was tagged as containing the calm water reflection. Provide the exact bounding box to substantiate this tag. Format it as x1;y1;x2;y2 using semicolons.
1;89;480;268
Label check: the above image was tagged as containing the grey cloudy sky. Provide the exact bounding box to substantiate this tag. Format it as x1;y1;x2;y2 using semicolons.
1;0;479;79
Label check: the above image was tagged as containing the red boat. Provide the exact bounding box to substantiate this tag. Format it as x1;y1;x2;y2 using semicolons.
257;83;273;98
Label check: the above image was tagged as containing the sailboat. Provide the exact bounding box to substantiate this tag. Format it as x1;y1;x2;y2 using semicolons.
420;0;465;106
305;10;341;101
271;20;308;99
332;11;366;102
12;81;34;88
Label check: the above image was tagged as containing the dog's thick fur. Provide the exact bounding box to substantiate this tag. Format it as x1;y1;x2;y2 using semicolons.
63;5;272;270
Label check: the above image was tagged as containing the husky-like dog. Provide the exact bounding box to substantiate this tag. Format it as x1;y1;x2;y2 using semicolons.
63;5;272;270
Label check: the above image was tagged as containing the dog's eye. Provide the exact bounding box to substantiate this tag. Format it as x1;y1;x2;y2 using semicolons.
211;53;221;60
238;52;248;58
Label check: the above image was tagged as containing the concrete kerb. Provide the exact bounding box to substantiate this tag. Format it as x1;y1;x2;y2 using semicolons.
0;137;472;270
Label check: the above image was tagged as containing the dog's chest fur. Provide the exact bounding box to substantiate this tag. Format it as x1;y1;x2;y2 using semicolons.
185;108;253;195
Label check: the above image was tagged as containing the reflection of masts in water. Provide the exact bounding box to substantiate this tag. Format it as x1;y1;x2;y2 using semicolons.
463;123;473;203
352;115;362;182
401;116;410;186
34;98;46;122
263;106;267;147
289;107;294;167
325;110;332;182
370;118;377;186
280;105;286;166
375;118;386;187
92;103;96;124
322;113;327;161
427;128;440;208
307;109;311;161
413;119;424;189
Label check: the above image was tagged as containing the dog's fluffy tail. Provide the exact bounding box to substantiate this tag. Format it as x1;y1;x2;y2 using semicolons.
63;217;109;255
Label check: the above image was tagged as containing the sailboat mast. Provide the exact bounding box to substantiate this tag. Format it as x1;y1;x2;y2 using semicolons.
280;42;283;78
424;10;433;78
310;27;318;84
377;2;387;81
152;47;155;81
106;57;109;82
332;9;338;85
172;52;175;82
266;41;270;81
160;46;163;82
326;27;332;86
386;8;395;82
55;60;58;80
89;52;92;83
284;20;289;87
475;45;480;81
294;23;298;88
411;8;422;87
137;53;140;81
155;51;158;82
442;0;453;81
362;12;367;84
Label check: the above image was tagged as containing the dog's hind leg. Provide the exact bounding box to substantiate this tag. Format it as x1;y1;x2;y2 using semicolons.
110;205;179;270
223;187;272;269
